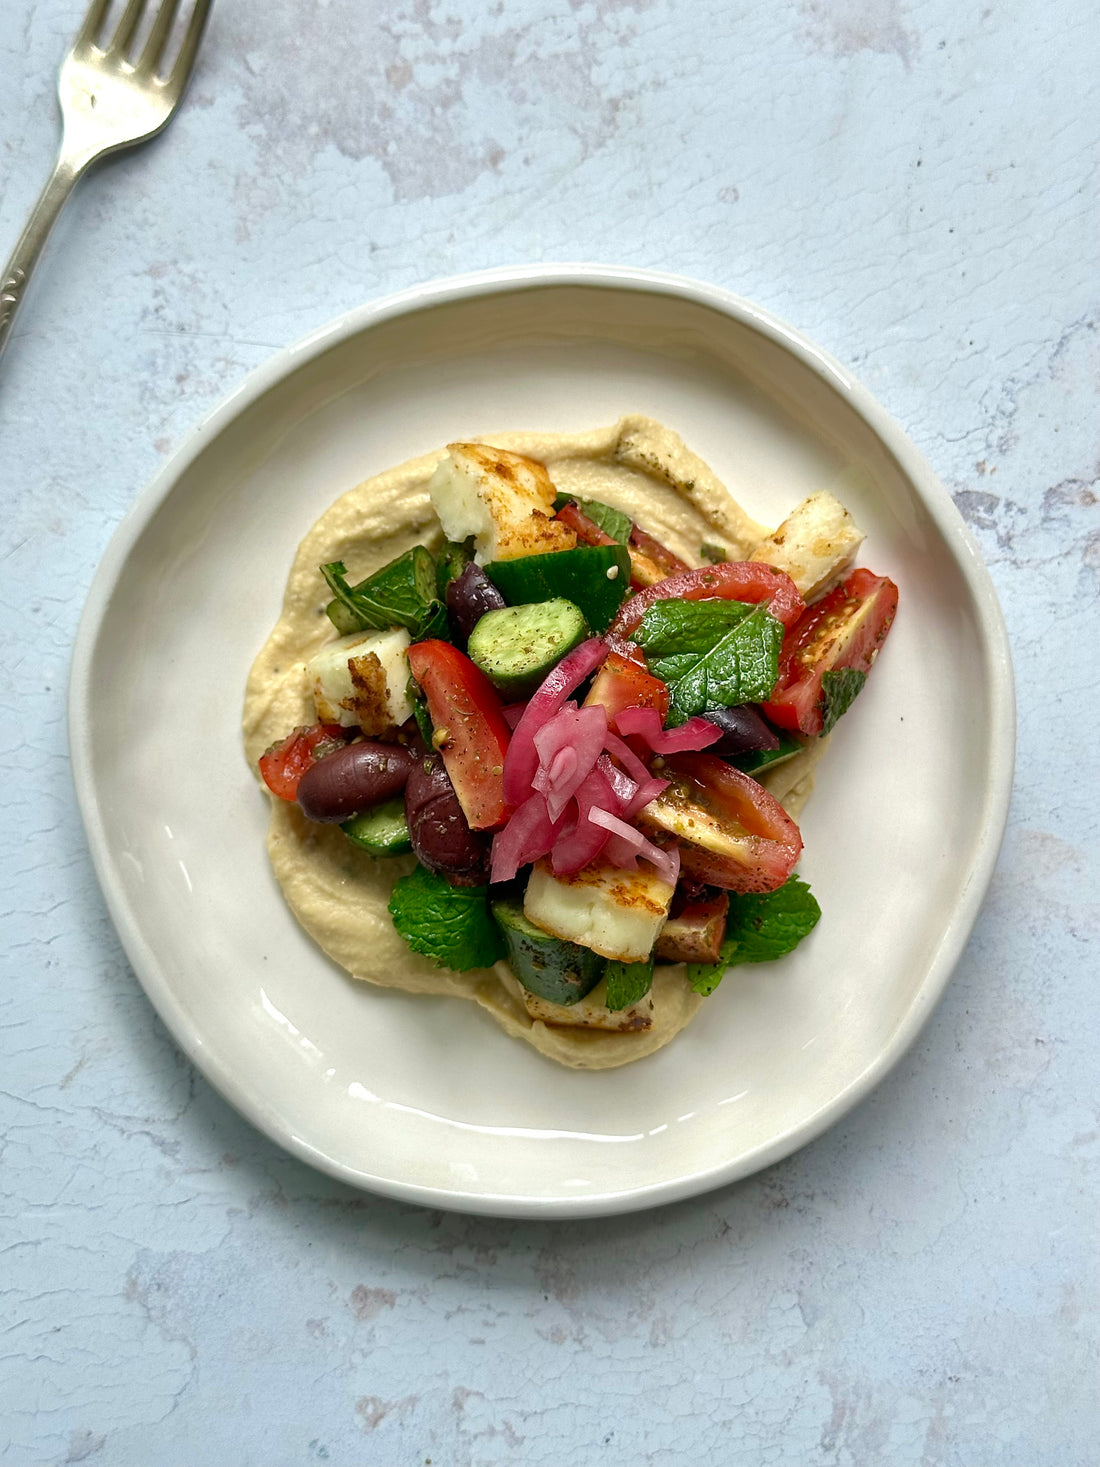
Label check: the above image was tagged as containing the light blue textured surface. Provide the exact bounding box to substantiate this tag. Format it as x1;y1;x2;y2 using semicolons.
2;2;1097;1463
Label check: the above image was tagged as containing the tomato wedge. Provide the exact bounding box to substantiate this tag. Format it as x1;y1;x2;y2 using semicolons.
762;568;898;737
637;752;802;892
554;500;617;548
554;500;689;589
629;523;688;579
609;562;805;640
406;640;513;831
583;650;670;730
258;723;348;802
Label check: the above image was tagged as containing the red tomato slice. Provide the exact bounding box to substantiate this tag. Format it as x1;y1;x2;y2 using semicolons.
554;501;688;589
406;640;513;831
554;500;617;548
610;562;805;640
258;723;348;802
583;651;670;730
628;523;688;579
637;752;802;892
762;568;899;737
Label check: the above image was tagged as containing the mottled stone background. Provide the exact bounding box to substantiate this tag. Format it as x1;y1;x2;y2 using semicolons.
1;1;1097;1464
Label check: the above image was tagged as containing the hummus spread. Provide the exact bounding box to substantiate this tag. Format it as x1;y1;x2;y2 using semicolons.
243;416;827;1069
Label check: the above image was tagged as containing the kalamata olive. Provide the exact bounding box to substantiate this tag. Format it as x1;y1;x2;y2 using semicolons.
446;563;507;646
297;741;415;823
405;752;490;885
701;705;780;757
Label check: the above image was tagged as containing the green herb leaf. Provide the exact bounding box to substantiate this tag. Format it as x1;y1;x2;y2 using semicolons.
820;667;866;736
687;877;821;995
388;866;506;972
687;960;727;997
322;547;445;639
604;959;654;1011
637;598;756;653
410;689;434;745
700;542;728;564
579;497;633;546
417;599;450;643
636;598;784;726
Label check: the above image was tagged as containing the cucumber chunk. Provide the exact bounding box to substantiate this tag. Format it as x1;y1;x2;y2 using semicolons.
492;896;605;1006
341;797;413;856
467;599;588;699
484;544;630;633
436;537;475;600
730;730;804;775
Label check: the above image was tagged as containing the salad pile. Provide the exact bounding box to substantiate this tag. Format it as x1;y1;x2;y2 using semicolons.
257;441;898;1032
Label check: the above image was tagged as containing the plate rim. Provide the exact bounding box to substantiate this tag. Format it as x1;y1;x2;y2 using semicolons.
68;263;1016;1218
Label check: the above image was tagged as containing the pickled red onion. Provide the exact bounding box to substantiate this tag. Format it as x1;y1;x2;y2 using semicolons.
490;792;566;884
533;703;609;821
587;808;680;887
614;706;723;753
549;764;618;874
502;639;609;805
491;636;695;883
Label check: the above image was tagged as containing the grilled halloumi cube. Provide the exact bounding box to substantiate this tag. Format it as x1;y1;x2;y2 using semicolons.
653;890;728;963
524;857;675;964
519;978;654;1033
428;442;577;564
750;491;864;600
307;628;413;736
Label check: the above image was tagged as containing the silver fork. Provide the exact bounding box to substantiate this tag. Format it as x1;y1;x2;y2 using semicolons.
0;0;212;361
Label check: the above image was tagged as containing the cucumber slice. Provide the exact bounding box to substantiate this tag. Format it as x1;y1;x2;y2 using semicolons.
485;544;630;633
341;797;413;856
492;896;605;1006
326;598;361;637
436;537;475;600
467;599;588;699
730;730;805;776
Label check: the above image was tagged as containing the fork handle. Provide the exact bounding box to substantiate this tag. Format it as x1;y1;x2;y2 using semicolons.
0;152;86;362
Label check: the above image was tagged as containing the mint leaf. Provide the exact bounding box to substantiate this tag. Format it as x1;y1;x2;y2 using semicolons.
323;547;445;639
820;668;866;736
687;959;728;997
388;866;505;972
637;598;755;652
417;599;450;643
579;497;633;546
636;599;784;726
722;877;821;965
687;877;821;995
605;959;654;1011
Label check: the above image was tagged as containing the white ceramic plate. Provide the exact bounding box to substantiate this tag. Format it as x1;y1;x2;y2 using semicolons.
70;266;1014;1217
